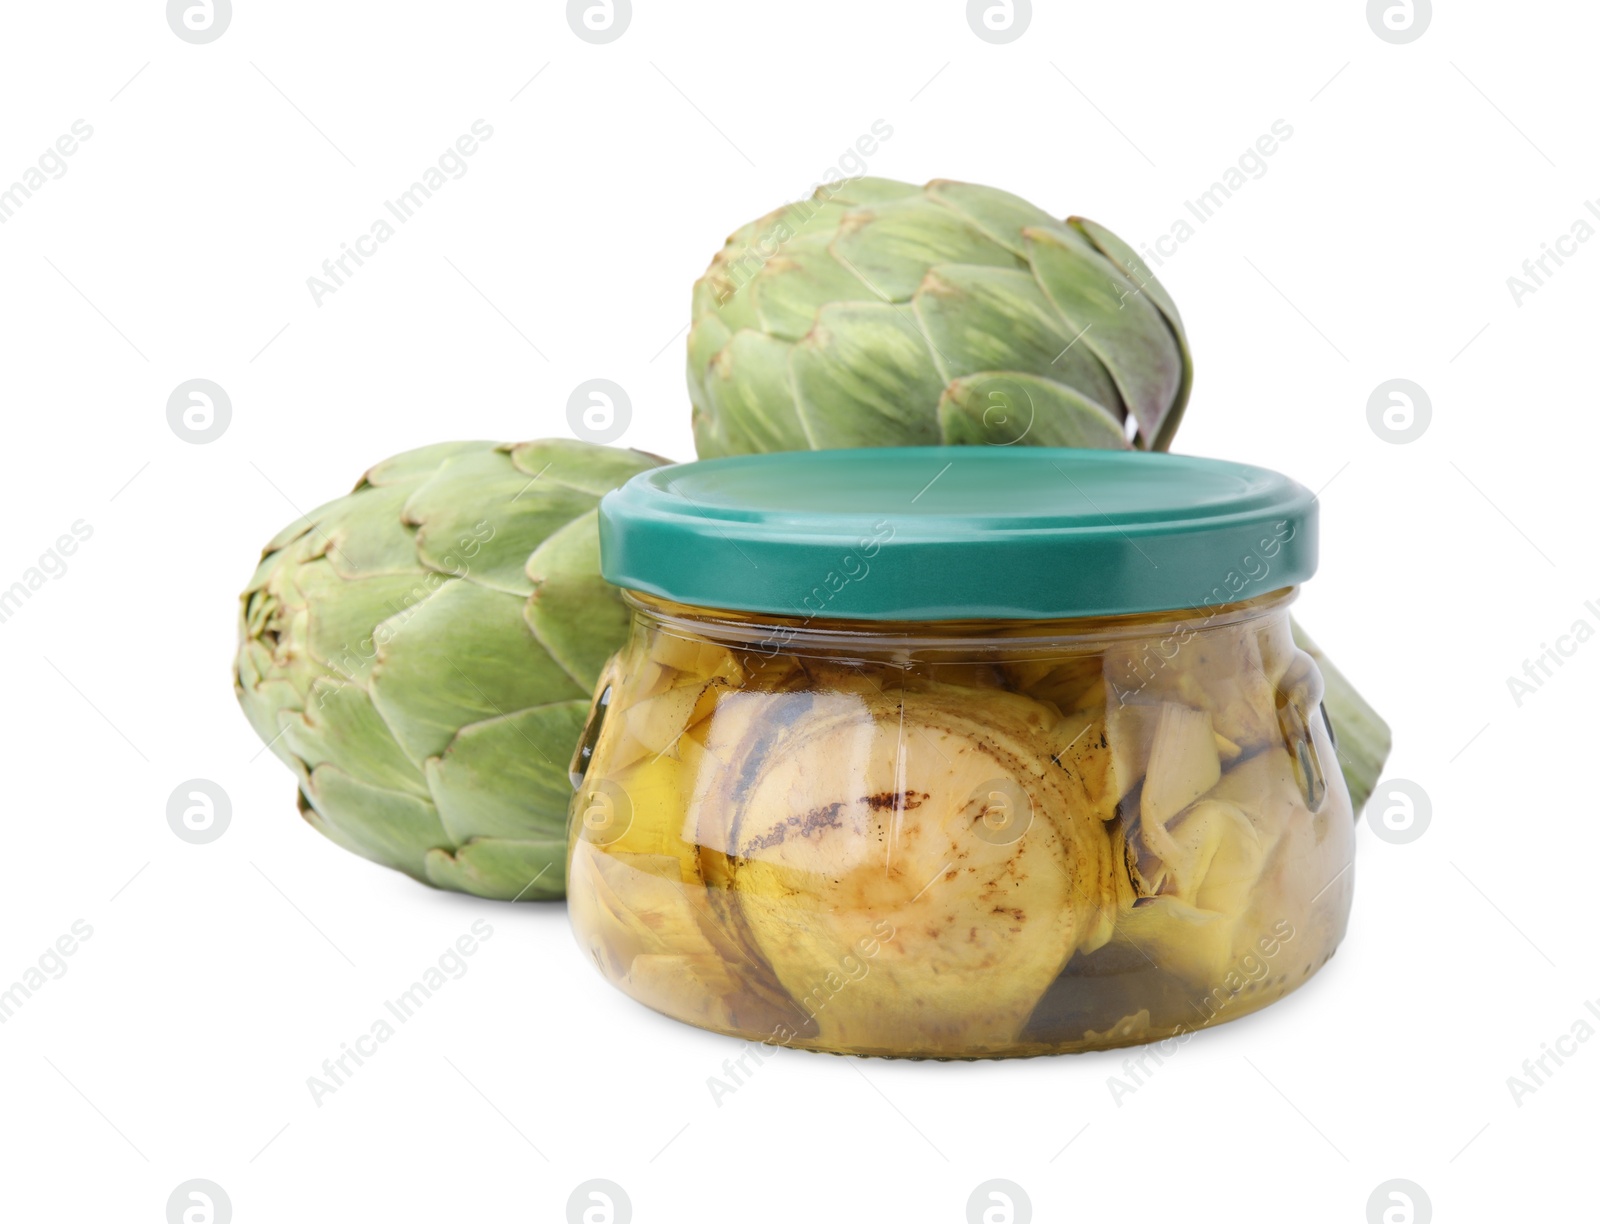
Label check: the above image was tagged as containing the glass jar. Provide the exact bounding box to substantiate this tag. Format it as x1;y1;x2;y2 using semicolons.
568;449;1355;1059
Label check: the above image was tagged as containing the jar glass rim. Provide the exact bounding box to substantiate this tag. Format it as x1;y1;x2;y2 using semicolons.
623;585;1298;658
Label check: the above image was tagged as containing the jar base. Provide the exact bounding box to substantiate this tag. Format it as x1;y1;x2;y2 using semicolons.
615;939;1345;1061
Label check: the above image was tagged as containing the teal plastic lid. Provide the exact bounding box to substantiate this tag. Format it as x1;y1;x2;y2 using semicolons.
598;448;1316;621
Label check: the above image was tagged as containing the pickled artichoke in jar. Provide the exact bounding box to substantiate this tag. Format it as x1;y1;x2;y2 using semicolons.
569;447;1359;1058
570;593;1354;1058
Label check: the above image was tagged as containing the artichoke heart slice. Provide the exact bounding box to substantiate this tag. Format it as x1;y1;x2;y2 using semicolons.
1107;622;1281;750
1135;703;1222;894
1164;799;1266;916
702;681;1117;1054
1113;897;1240;994
569;845;803;1038
1116;746;1331;991
1047;705;1121;822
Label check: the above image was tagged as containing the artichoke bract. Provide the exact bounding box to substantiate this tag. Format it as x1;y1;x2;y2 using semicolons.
688;177;1192;456
235;439;665;900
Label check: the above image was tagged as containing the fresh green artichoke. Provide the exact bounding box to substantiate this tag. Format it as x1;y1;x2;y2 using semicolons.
688;177;1390;812
689;177;1192;457
235;439;664;900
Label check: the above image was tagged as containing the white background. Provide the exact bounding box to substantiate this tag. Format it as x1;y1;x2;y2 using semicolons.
0;1;1592;1220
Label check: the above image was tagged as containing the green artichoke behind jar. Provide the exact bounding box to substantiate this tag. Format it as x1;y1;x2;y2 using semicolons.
234;439;666;900
688;176;1193;456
